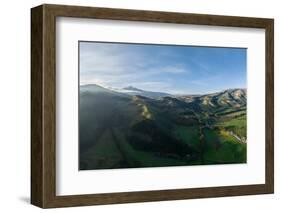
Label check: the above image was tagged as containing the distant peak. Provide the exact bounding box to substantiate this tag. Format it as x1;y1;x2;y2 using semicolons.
81;83;100;87
224;88;245;92
123;86;143;92
222;88;246;94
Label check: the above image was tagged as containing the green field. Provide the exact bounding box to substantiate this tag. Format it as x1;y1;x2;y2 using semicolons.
203;129;246;164
216;114;246;139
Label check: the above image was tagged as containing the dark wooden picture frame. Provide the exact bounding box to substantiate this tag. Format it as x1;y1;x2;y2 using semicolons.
31;4;274;208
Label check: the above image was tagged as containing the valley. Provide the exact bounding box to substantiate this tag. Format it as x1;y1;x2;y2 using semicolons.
79;84;247;170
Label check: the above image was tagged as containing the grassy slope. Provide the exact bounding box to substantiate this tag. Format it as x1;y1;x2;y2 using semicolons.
80;129;123;170
174;126;200;151
215;113;246;138
113;129;191;168
203;129;246;164
79;92;197;169
80;88;247;170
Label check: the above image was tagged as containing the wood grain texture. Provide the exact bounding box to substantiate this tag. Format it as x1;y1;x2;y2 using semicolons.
31;4;274;208
265;20;274;193
31;5;43;207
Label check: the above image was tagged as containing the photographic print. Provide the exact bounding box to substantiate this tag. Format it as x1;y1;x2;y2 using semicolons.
31;5;274;207
79;41;247;170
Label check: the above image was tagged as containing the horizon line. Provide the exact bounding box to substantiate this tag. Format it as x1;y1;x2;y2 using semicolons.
80;83;246;96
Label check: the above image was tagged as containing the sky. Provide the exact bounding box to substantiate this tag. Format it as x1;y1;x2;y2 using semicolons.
79;41;246;95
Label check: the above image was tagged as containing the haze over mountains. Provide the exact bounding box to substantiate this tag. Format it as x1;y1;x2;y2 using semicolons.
79;84;247;170
81;84;246;107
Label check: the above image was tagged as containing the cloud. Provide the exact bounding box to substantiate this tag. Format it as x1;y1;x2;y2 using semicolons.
157;65;188;74
79;42;189;89
130;81;171;92
79;42;246;94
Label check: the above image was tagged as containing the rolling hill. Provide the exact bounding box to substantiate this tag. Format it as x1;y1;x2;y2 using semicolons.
79;84;247;170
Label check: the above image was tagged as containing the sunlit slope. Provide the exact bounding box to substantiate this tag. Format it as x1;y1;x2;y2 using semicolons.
79;85;247;170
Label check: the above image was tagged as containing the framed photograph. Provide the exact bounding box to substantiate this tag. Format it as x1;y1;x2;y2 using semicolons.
31;4;274;208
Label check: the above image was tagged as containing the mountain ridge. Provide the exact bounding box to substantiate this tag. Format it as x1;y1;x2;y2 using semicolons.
79;83;247;170
80;84;246;102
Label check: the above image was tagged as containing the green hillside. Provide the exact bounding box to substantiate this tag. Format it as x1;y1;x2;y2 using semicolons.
79;84;247;170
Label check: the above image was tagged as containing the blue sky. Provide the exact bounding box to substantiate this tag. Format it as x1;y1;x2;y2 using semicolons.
79;41;246;94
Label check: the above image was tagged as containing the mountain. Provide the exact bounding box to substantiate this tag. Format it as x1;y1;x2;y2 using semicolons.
80;84;111;93
123;86;143;92
114;86;172;98
79;84;247;170
179;89;246;109
80;84;129;97
80;84;172;99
